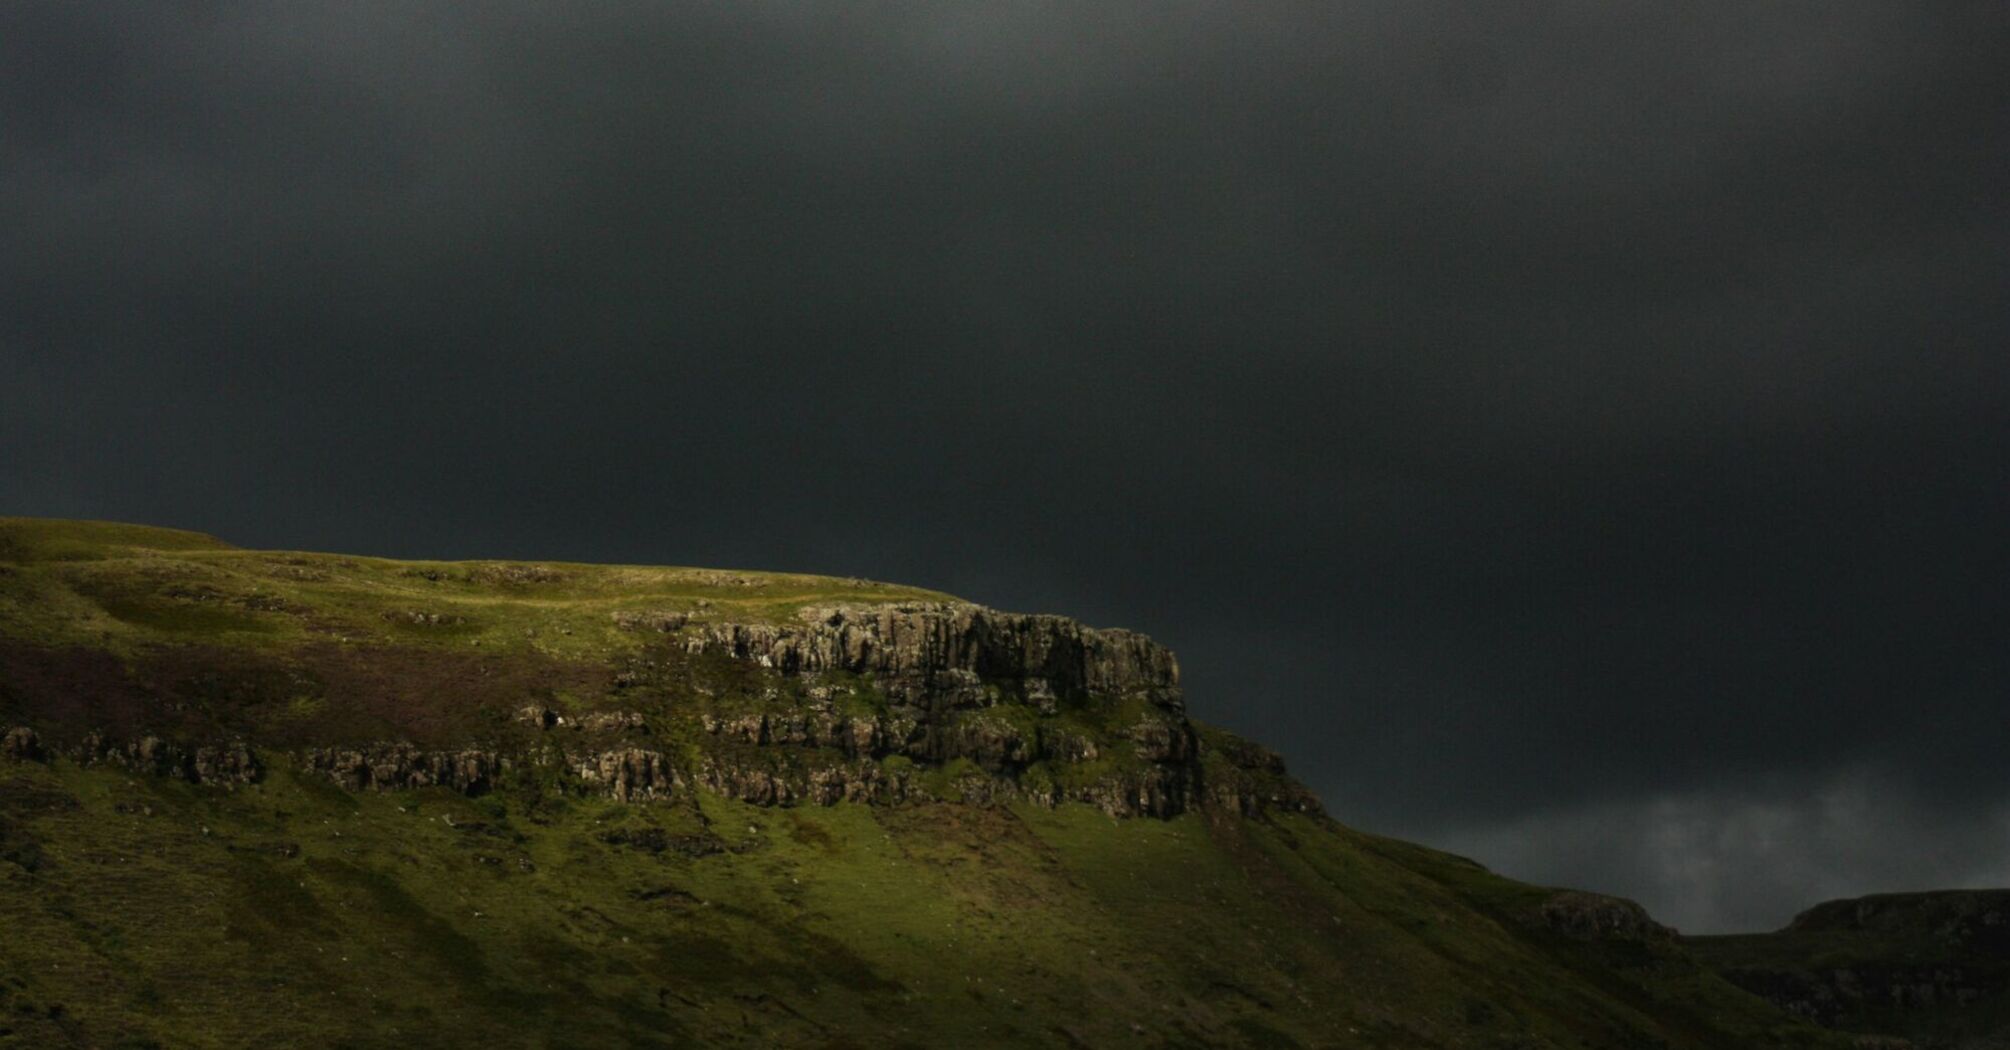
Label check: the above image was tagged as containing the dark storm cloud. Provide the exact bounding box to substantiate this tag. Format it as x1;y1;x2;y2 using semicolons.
5;1;2008;931
1440;764;2010;934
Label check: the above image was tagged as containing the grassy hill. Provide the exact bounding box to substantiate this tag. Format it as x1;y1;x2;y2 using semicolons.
1688;891;2010;1049
0;518;1858;1048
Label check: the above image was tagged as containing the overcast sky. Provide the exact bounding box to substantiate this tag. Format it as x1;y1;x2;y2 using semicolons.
5;2;2008;932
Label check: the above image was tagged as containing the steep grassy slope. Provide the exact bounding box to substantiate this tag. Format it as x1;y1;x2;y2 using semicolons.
0;519;1854;1048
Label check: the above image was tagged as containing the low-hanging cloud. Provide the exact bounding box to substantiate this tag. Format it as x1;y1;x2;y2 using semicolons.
1438;766;2010;933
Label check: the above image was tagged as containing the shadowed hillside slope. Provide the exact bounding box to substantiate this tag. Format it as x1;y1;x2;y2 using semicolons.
1690;890;2010;1049
0;518;1857;1048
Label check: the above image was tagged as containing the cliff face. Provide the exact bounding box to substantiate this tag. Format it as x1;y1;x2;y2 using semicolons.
688;601;1182;701
0;525;1315;820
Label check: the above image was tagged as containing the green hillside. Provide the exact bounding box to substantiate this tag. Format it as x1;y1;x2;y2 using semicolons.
0;518;1853;1048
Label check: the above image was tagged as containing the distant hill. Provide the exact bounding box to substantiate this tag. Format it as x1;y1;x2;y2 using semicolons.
0;517;1857;1047
1690;890;2010;1049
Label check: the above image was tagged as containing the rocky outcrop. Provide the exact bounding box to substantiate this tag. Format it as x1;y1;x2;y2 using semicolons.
702;710;905;756
517;707;650;733
0;598;1324;820
940;713;1034;771
1077;765;1198;819
687;602;1181;707
1126;718;1195;763
687;706;1257;817
190;741;262;785
703;706;1059;770
302;744;505;794
2;724;1313;820
1204;777;1323;817
695;757;800;806
1038;726;1099;763
1536;891;1675;943
573;748;679;802
1202;733;1285;775
807;762;911;806
2;726;43;762
1197;734;1323;816
72;732;261;786
692;754;1201;818
302;743;717;808
662;603;1245;816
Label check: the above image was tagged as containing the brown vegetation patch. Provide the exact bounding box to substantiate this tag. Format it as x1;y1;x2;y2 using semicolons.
286;642;614;745
0;637;613;750
0;641;156;741
611;610;691;632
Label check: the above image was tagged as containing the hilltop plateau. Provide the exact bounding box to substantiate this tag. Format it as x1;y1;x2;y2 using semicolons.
0;518;1862;1048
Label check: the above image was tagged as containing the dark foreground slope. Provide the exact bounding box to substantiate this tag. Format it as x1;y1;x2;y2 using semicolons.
1690;891;2010;1049
0;519;1853;1048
